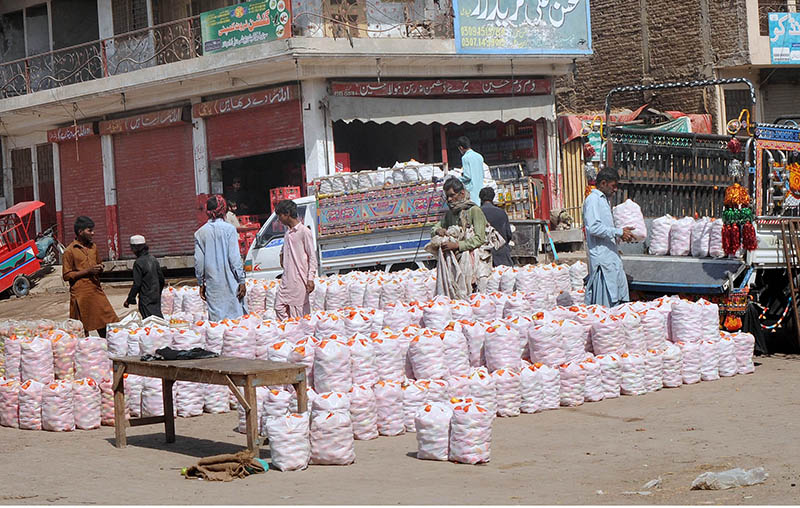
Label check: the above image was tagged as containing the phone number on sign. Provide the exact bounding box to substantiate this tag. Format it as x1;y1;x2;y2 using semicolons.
460;36;505;48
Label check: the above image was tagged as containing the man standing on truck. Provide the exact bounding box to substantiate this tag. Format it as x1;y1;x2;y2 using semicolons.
195;195;246;321
274;199;317;319
583;168;636;307
457;136;484;205
433;178;493;295
62;216;118;338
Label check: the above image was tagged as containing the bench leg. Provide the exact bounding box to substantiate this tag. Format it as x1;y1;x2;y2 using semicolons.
162;380;175;444
293;374;308;414
113;363;127;448
243;380;259;455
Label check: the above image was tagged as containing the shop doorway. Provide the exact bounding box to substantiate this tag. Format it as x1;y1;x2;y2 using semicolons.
219;148;305;220
332;120;441;171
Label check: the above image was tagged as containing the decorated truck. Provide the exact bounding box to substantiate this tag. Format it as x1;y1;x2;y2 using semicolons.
244;163;446;279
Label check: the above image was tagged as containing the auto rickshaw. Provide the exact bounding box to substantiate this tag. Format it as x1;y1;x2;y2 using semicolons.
0;201;45;297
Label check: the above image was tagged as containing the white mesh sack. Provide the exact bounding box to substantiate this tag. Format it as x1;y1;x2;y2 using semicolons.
528;321;565;367
669;217;694;256
402;380;429;432
591;316;625;355
700;340;720;381
204;322;227;354
263;388;293;419
486;269;501;293
561;320;588;365
325;279;350;311
469;295;496;322
640;309;669;351
643;350;663;392
0;379;20;428
450;301;474;322
20;337;54;384
343;311;373;337
404;276;430;303
670;300;704;344
679;341;702;384
124;374;144;417
596;354;621;399
203;384;230;414
492;368;521;417
619;353;646;396
349;384;378;440
506;316;533;360
246;282;267;315
581;357;604;402
254;321;280;359
315;313;346;340
691;217;712;258
649;215;675;255
732;332;755;374
484;323;522;371
502;293;529;319
618;311;646;354
4;336;22;380
441;329;470;377
698;300;721;341
449;401;493;464
365;309;385;334
237;386;268;434
717;336;738;377
263;281;279;320
382;303;412;331
141;377;165;417
278;320;305;345
288;338;316;384
314;339;352;393
373;380;405;436
518;365;543;413
175;381;205;417
266;412;311;471
537;363;561;410
612;199;647;241
445;374;470;400
708;219;725;258
569;261;589;289
18;379;44;430
489;292;510;321
499;266;517;293
363;279;382;309
310;406;355;465
461;321;488;368
75;337;111;382
161;287;175;315
466;367;496;417
372;333;405;383
268;340;293;364
661;343;683;388
558;363;585;407
426;379;450;404
415;402;453;461
348;335;378;387
310;278;327;312
422;297;453;331
42;380;74;432
172;328;203;350
514;266;537;293
380;279;405;308
106;327;130;357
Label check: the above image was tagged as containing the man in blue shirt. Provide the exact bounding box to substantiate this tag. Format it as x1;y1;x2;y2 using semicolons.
457;136;484;204
583;168;635;307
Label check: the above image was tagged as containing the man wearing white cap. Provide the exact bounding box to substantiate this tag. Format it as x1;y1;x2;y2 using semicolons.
125;235;165;318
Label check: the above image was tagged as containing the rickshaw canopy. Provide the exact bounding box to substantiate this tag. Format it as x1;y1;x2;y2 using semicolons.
0;201;45;220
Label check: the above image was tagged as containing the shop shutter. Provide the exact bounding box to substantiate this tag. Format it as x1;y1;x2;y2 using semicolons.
58;137;108;258
113;123;196;258
36;144;57;230
762;84;800;124
205;99;303;161
11;148;34;204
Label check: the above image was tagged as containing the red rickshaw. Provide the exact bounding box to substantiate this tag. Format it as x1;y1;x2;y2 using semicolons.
0;201;44;297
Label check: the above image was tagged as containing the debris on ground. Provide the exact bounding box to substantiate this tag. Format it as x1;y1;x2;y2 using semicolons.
691;467;768;490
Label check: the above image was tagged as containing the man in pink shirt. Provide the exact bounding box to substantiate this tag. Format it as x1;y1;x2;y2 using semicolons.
274;199;317;319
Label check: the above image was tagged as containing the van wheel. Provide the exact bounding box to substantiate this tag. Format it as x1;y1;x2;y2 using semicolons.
12;276;31;297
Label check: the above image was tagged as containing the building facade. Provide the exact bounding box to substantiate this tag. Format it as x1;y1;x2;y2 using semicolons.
0;0;589;264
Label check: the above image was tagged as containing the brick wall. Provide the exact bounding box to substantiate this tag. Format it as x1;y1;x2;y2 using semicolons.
556;0;751;121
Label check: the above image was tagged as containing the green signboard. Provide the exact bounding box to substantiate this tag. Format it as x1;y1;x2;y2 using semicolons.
453;0;591;55
200;0;291;54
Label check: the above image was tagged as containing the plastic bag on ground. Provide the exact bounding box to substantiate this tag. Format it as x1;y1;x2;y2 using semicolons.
349;384;378;440
373;380;405;436
415;402;453;461
449;401;493;464
596;354;621;399
0;379;21;427
18;379;44;430
492;368;521;417
691;467;768;490
669;217;695;256
612;199;647;241
266;412;311;471
691;217;712;257
42;380;75;431
650;215;675;256
620;353;646;395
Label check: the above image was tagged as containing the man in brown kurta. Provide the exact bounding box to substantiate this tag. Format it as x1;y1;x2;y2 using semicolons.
62;216;118;337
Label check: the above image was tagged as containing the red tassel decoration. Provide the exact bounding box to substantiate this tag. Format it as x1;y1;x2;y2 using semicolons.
742;222;758;251
722;224;740;255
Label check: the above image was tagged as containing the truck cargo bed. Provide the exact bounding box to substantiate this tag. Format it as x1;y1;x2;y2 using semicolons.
621;254;747;294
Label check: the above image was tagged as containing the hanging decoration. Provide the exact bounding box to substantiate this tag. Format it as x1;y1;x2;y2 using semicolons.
788;162;800;199
721;181;757;255
727;137;742;154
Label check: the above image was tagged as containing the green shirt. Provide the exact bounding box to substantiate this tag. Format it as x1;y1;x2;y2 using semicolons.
431;205;488;252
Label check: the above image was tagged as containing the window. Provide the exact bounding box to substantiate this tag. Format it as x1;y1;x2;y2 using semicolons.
113;0;150;35
324;0;366;39
724;89;753;126
25;4;49;56
758;0;788;36
254;205;308;248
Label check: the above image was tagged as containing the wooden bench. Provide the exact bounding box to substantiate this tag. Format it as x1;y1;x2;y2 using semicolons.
111;356;307;454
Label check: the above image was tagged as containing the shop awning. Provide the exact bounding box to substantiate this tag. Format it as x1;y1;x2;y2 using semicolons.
329;95;555;125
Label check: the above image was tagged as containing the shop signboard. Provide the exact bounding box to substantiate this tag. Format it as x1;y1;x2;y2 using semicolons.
453;0;591;55
769;12;800;64
200;0;291;55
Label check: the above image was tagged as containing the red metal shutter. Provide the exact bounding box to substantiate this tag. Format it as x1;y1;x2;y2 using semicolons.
59;137;108;258
205;100;303;161
36;144;57;230
113;124;196;258
11;148;34;204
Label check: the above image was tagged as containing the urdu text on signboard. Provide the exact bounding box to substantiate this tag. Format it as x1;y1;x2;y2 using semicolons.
201;0;291;54
453;0;592;55
769;12;800;64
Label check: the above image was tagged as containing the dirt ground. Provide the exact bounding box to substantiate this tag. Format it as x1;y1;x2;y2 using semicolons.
1;287;799;505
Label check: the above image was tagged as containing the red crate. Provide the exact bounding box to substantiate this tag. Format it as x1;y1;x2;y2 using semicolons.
269;186;302;212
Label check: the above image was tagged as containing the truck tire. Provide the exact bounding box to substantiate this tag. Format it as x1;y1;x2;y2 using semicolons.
12;276;31;297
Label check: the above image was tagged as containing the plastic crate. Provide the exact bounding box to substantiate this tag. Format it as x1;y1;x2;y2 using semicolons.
269;186;302;212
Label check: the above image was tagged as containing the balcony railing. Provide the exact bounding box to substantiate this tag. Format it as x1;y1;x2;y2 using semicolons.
0;16;202;99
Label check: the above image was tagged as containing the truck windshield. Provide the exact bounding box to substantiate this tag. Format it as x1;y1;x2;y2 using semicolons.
253;205;307;249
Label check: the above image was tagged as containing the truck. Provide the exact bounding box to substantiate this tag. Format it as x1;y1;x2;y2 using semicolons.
244;163;447;279
601;78;800;348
